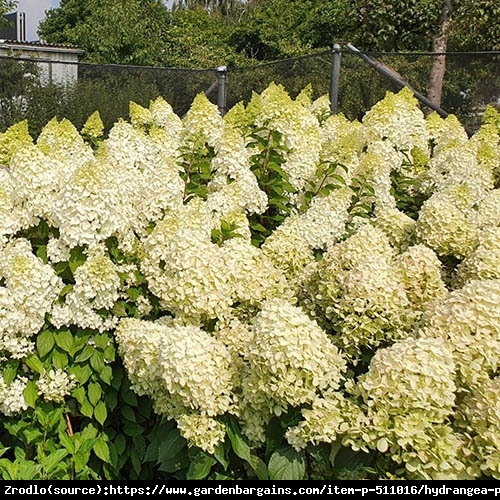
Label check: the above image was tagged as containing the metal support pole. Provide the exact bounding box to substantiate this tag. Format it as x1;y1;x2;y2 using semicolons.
330;44;342;114
346;43;449;119
216;65;227;116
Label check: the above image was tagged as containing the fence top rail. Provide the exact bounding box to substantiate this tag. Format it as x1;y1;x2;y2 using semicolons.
1;48;499;70
351;50;500;56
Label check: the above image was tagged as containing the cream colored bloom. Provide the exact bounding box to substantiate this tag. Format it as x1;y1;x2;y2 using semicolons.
394;244;448;311
421;279;500;390
115;317;238;449
176;414;226;455
457;377;500;479
456;226;500;284
0;239;62;357
0;120;33;165
244;298;346;408
302;224;414;356
81;111;104;139
349;337;465;479
182;93;224;150
51;245;120;332
362;87;429;155
37;369;77;403
0;375;28;416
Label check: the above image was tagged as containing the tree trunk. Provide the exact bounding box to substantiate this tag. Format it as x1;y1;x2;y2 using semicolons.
426;0;453;112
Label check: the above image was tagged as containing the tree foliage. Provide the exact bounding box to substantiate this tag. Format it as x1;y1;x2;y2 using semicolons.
351;0;500;52
37;0;500;68
0;0;16;19
451;0;500;50
38;0;172;65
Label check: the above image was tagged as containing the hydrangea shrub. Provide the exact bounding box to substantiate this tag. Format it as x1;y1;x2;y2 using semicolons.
0;85;499;480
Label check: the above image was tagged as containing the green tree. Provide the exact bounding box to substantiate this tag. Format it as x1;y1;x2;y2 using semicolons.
38;0;172;65
172;0;245;18
37;0;500;64
230;0;319;60
347;0;499;108
451;0;500;50
350;0;499;52
164;5;249;67
38;0;247;68
351;0;443;51
0;0;16;19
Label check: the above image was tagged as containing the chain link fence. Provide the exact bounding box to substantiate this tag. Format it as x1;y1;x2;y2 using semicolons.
1;46;499;137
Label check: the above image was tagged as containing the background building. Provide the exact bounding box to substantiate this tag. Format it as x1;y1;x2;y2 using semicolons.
1;0;54;42
0;1;82;87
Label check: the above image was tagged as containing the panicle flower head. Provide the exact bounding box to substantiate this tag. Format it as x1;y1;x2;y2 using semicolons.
106;120;184;233
262;187;353;280
37;117;95;166
140;211;231;322
51;156;136;248
285;392;368;451
51;245;120;332
425;112;468;154
71;246;121;309
9;144;73;225
319;113;364;175
354;139;401;210
220;237;293;308
114;317;164;397
348;337;466;479
81;111;104;139
0;120;33;165
415;183;484;258
244;298;346;408
374;206;416;251
253;83;322;192
470;121;500;183
355;336;456;421
261;214;316;280
223;100;255;130
457;377;500;479
302;224;414;356
421;279;500;390
182;93;224;150
310;94;331;122
149;96;183;139
422;141;494;196
476;188;500;228
297;186;353;250
481;104;500;130
394;244;448;311
129;101;154;130
0;239;62;357
362;87;429;156
37;369;77;403
456;226;500;285
156;321;237;416
0;375;28;416
207;125;267;216
176;414;226;455
115;318;237;422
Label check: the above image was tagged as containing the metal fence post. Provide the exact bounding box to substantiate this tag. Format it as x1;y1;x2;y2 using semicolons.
216;65;227;116
330;44;342;114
